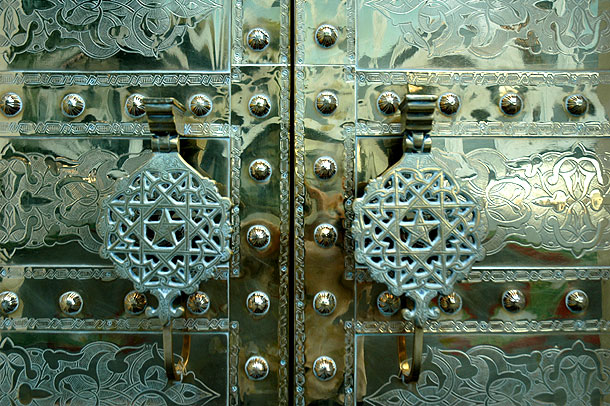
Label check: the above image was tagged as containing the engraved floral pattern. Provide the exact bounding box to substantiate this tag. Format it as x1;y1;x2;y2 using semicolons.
0;337;220;405
0;0;222;61
364;0;610;62
365;340;610;406
468;144;610;258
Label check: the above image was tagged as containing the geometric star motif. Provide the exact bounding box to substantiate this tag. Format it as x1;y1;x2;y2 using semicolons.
98;152;231;323
353;152;485;326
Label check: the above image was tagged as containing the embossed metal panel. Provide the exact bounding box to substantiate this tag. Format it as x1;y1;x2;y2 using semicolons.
0;1;290;405
295;0;610;404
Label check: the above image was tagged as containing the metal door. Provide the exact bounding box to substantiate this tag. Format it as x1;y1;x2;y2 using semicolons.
294;0;610;404
0;0;290;404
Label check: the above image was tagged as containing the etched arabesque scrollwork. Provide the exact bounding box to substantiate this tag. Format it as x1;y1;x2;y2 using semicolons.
0;0;222;61
468;143;610;258
0;145;150;259
364;340;610;405
365;0;610;62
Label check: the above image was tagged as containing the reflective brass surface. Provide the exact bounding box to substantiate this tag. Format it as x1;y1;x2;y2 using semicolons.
0;92;22;117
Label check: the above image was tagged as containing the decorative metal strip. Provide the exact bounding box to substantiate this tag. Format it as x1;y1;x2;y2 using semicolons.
0;72;231;87
230;125;243;277
344;125;357;280
356;121;610;137
364;340;610;406
363;0;610;62
352;319;609;335
344;322;355;406
278;65;291;405
229;321;240;406
232;0;244;64
1;266;230;281
294;65;307;405
356;70;609;86
0;317;230;332
353;267;610;283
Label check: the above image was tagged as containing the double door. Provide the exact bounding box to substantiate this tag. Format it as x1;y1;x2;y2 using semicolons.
0;0;608;404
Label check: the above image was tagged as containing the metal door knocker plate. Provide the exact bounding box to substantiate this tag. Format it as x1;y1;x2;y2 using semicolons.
352;94;486;382
97;98;232;380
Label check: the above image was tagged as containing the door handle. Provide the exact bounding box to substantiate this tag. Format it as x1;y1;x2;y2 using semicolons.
97;97;232;380
352;94;486;382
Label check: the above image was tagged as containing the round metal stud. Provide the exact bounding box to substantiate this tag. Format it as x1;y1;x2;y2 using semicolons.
245;356;269;381
438;93;460;116
189;94;213;117
0;93;22;117
314;156;337;180
377;291;400;316
565;94;588;117
249;94;271;118
247;291;270;316
0;291;19;315
61;93;85;118
315;24;338;48
59;291;83;315
249;159;272;182
247;28;270;51
187;291;210;315
501;289;526;313
314;224;337;248
499;93;523;116
315;91;338;116
566;289;588;313
125;93;146;118
313;356;336;381
377;91;401;115
124;290;147;315
313;291;336;316
438;292;462;315
247;225;271;250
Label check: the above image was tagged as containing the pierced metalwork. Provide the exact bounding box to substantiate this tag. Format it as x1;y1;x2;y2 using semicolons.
377;91;401;115
315;24;338;48
566;289;588;313
377;291;400;316
314;224;337;248
246;291;270;316
125;93;146;118
0;93;22;117
313;291;336;316
247;225;271;250
247;28;270;51
313;356;336;381
61;93;85;118
124;290;147;315
189;94;213;117
565;94;588;117
438;93;460;116
353;152;485;325
249;94;271;118
0;291;19;315
187;291;210;315
499;92;523;116
315;90;338;115
59;291;83;315
245;356;269;381
314;156;337;180
98;152;231;323
249;159;272;182
502;289;526;313
438;292;462;314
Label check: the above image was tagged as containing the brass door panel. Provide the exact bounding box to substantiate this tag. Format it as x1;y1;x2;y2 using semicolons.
295;0;610;404
0;0;290;404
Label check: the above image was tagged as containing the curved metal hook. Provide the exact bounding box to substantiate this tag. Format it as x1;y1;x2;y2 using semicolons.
163;321;192;381
398;324;423;383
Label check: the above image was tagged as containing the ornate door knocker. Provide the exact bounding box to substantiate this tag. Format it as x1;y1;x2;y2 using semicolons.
97;98;232;380
352;94;486;382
